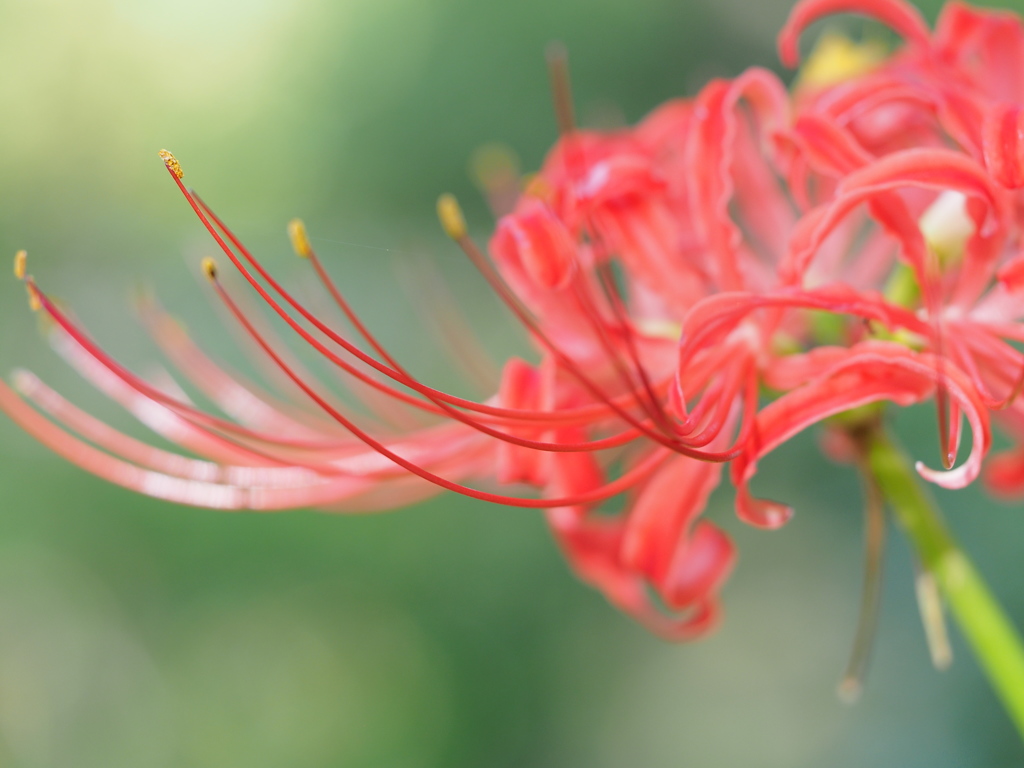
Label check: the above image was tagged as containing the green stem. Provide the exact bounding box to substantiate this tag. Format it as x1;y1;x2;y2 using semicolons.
863;424;1024;739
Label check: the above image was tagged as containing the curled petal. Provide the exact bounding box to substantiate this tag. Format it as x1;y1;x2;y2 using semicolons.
660;521;735;610
792;114;874;177
835;149;1008;237
589;192;708;307
492;199;576;290
635;99;693;161
546;447;731;641
763;345;851;391
813;74;937;129
495;358;552;486
731;343;990;528
935;2;1024;102
996;253;1024;293
687;69;789;291
786;149;1010;286
983;104;1024;189
677;285;923;373
621;454;725;584
778;0;931;69
538;131;659;223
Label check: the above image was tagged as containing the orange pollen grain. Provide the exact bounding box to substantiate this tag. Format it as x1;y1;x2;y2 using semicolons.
158;149;183;179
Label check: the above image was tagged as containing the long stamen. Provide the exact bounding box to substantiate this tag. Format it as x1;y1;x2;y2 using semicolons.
544;37;669;428
915;559;954;671
300;222;596;440
204;257;676;455
161;153;738;461
569;270;674;434
190;181;667;430
439;195;664;440
13;369;322;486
193;160;709;453
545;40;656;415
838;465;887;703
297;220;517;429
592;259;677;433
540;46;675;435
285;219;438;428
136;294;355;440
190;185;547;425
437;194;741;461
677;357;754;447
239;257;656;457
290;218;400;369
392;254;499;392
0;377;460;511
207;260;677;507
27;278;398;461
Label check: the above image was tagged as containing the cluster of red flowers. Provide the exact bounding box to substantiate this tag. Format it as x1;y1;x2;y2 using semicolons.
6;0;1024;639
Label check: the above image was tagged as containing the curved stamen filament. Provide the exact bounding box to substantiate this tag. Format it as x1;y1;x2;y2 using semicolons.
207;263;715;456
209;271;677;507
14;370;322;486
592;258;677;433
180;177;738;461
191;188;678;431
37;275;668;470
568;264;677;436
445;225;739;459
838;457;887;703
295;227;660;452
28;281;464;467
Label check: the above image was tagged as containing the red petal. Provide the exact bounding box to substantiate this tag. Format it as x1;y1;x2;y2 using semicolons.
778;0;931;69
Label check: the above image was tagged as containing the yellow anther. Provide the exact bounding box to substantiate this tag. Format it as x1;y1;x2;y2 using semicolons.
201;257;218;281
26;282;41;312
13;250;26;280
437;194;467;241
158;149;184;180
288;218;313;258
798;32;886;89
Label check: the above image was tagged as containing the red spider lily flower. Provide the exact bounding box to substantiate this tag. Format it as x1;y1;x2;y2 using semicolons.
760;0;1024;500
7;0;1024;647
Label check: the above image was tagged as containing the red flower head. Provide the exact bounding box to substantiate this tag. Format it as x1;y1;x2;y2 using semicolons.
8;0;1024;652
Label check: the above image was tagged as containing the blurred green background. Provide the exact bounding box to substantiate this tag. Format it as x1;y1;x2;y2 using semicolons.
1;0;1023;765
